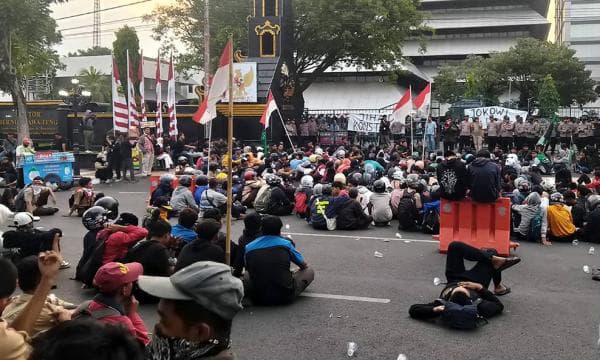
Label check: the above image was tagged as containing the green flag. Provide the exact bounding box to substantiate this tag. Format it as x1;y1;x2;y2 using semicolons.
261;130;267;153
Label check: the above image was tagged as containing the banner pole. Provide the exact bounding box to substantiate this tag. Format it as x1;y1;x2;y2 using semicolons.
225;35;234;266
276;108;296;153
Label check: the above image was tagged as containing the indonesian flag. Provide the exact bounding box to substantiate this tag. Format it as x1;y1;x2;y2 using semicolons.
193;39;232;124
391;87;412;125
167;53;178;137
260;90;278;129
111;55;128;133
413;82;432;114
155;51;163;138
127;50;139;130
138;50;147;124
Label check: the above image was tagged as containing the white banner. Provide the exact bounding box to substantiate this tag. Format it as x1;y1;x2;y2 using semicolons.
347;113;382;133
223;62;257;103
464;106;528;128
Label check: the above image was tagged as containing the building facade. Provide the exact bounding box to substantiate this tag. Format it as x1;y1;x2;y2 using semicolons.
563;0;600;82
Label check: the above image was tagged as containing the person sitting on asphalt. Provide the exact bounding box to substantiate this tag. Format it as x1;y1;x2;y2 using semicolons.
244;215;314;305
572;185;591;228
233;212;262;277
577;195;600;244
254;174;293;216
28;319;144;360
200;177;228;216
139;261;244;360
293;175;314;219
545;192;577;244
15;177;59;216
409;241;520;326
308;184;330;230
335;187;372;230
150;174;175;206
170;175;199;215
67;177;97;217
468;150;501;203
0;251;62;360
2;212;70;269
176;219;226;270
368;179;393;226
193;175;209;206
171;208;199;244
396;174;424;232
511;192;543;241
437;150;468;201
98;213;148;265
2;255;76;337
76;206;111;283
74;261;149;345
94;151;112;183
241;170;263;208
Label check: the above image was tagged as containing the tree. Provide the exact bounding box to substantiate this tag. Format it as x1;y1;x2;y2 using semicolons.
78;66;111;103
112;26;140;100
0;0;64;141
147;0;426;109
539;75;560;118
68;46;112;57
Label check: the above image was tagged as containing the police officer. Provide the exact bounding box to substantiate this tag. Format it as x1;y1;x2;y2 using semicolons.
558;118;573;147
524;117;537;149
459;116;471;152
486;116;500;151
513;116;526;150
499;115;514;152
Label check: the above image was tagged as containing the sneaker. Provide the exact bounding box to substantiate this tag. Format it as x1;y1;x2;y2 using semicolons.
59;261;71;270
105;179;111;184
115;178;122;183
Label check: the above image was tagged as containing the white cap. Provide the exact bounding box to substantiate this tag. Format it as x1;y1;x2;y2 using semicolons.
13;212;40;227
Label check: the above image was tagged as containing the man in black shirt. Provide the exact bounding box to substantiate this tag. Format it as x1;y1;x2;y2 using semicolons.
244;215;314;305
176;219;225;270
468;150;501;203
53;133;67;152
436;150;468;201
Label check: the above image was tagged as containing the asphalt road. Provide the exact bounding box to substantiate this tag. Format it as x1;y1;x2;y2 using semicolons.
35;178;600;360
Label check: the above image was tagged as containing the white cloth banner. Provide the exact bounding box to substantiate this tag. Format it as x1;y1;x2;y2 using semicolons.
347;114;381;133
464;106;528;128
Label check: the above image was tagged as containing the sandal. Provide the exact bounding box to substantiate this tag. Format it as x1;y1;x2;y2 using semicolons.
494;286;511;296
496;256;521;273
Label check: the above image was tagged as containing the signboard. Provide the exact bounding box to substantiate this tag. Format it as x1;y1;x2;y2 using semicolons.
222;62;257;103
140;120;156;128
347;113;381;133
20;152;75;185
464;106;528;128
0;108;63;139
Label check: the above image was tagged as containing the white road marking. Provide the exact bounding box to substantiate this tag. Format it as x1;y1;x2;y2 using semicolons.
300;292;391;303
286;232;438;244
118;192;148;194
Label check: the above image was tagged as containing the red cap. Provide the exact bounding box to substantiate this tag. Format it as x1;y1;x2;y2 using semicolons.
93;262;143;293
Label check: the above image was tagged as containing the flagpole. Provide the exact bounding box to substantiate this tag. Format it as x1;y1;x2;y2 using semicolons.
225;34;234;266
276;108;296;153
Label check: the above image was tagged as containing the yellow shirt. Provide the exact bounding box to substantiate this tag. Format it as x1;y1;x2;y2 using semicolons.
547;204;576;237
0;319;29;360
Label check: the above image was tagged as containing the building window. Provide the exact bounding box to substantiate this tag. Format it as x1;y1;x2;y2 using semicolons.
188;84;194;93
261;32;275;57
263;0;277;16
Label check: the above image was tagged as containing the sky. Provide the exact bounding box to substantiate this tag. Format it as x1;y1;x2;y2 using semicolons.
51;0;179;57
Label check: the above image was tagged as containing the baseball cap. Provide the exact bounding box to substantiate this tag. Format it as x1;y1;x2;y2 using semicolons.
93;262;143;293
13;212;40;227
138;261;243;320
114;212;138;226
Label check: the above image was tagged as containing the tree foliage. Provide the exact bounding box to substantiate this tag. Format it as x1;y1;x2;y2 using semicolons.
146;0;426;93
539;74;560;118
78;66;111;103
433;38;597;108
0;0;65;140
112;26;140;100
68;46;112;57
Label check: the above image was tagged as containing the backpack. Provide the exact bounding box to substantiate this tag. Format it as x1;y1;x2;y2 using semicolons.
254;187;273;214
78;233;109;287
72;300;121;320
397;191;418;231
439;300;483;330
294;191;309;217
422;206;440;234
120;239;155;263
528;209;543;242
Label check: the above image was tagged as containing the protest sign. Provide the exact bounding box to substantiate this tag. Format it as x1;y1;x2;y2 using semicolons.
464;106;528;128
347;113;382;133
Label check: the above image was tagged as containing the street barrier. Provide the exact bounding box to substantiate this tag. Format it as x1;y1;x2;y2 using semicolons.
149;175;196;194
437;197;519;256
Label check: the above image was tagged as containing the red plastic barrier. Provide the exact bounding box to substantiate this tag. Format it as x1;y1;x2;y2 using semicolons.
438;197;517;256
149;175;196;195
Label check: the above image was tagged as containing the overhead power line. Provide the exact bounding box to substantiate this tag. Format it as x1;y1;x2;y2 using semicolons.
55;0;152;21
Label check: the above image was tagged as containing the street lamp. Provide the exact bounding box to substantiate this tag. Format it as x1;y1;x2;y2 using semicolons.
58;78;91;152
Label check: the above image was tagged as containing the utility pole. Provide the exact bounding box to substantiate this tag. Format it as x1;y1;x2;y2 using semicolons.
93;0;101;48
203;0;210;92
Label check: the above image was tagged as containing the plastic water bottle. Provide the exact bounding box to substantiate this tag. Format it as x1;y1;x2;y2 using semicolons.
573;239;579;246
584;265;591;274
590;247;596;255
395;233;403;238
347;342;357;357
433;277;442;286
374;251;384;258
397;355;408;360
285;224;290;230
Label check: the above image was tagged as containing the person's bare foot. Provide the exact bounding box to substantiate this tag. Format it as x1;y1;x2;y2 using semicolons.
542;240;552;246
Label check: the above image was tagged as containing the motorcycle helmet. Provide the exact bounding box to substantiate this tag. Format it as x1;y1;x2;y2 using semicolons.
94;196;119;220
179;175;192;187
82;206;109;231
587;194;600;212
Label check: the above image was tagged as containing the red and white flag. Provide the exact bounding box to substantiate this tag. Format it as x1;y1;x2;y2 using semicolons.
111;55;128;133
167;53;178;137
260;90;278;129
126;50;139;130
138;50;147;124
413;82;431;114
391;87;412;125
193;39;232;124
155;51;163;138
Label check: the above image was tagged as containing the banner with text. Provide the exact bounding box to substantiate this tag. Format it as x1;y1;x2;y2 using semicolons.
347;113;382;133
464;106;529;128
